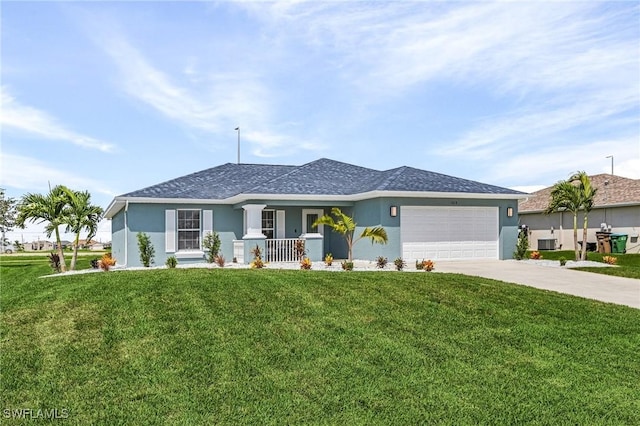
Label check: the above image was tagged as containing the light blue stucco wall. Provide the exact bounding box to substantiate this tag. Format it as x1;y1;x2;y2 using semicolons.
351;199;400;261
111;210;125;266
112;203;244;267
110;197;520;267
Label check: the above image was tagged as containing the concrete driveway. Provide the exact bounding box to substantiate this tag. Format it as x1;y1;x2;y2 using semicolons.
435;260;640;309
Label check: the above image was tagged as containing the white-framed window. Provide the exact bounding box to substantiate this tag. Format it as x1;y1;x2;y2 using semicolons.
302;209;324;235
178;209;201;250
262;209;275;239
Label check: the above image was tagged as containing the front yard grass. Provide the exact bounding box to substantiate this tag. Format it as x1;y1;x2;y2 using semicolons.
1;258;639;424
529;250;640;279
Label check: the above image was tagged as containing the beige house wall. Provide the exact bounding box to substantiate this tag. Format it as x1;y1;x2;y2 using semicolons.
519;205;640;254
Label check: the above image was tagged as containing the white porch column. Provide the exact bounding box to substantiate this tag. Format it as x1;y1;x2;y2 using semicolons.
242;204;267;239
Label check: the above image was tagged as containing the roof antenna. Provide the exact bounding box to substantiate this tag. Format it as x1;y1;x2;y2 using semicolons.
606;155;613;175
235;127;240;164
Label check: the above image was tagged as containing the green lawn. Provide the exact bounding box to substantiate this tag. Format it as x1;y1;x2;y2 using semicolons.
529;250;640;279
1;257;639;424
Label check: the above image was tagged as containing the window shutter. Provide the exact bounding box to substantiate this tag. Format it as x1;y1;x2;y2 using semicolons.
276;210;285;239
165;210;176;252
203;210;213;236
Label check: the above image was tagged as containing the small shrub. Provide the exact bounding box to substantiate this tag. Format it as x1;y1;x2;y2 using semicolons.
602;255;617;265
295;240;306;260
376;256;388;269
100;253;116;271
251;245;262;259
137;232;155;267
394;258;405;271
513;229;529;260
90;257;100;269
559;257;567;266
203;232;221;263
415;260;424;270
250;257;265;269
48;252;61;273
250;245;265;269
166;256;178;268
324;253;333;266
530;251;542;260
300;257;312;270
422;260;435;271
214;254;226;267
232;257;237;263
341;260;353;271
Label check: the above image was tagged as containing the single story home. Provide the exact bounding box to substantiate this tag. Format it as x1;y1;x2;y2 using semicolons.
88;241;110;251
518;174;640;253
26;240;54;251
104;158;526;267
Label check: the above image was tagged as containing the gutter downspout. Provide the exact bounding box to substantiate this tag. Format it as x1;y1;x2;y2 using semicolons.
123;201;129;267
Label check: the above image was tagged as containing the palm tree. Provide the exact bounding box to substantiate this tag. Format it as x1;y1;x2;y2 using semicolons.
312;207;388;261
544;171;597;261
16;185;70;272
570;172;597;261
62;188;104;271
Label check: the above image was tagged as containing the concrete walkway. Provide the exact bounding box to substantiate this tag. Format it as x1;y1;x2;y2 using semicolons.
435;260;640;309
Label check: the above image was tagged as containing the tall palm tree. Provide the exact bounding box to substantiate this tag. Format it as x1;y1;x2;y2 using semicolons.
544;171;598;262
16;185;70;272
62;188;104;271
544;180;582;261
570;172;597;261
313;207;388;261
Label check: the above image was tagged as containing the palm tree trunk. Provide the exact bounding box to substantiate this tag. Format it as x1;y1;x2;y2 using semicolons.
54;226;67;272
70;232;80;271
581;213;588;261
573;212;579;262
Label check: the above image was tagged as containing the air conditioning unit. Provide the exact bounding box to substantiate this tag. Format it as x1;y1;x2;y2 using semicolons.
537;239;556;250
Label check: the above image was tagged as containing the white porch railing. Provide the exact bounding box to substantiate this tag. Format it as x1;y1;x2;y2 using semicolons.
265;238;305;262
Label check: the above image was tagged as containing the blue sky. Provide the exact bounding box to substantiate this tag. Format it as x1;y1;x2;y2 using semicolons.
1;1;639;243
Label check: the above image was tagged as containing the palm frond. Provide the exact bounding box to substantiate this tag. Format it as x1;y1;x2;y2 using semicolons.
361;226;388;245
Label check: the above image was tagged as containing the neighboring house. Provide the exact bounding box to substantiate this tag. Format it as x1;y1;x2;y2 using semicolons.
27;240;54;251
54;240;73;250
519;174;640;253
105;158;526;267
88;241;108;251
76;239;93;249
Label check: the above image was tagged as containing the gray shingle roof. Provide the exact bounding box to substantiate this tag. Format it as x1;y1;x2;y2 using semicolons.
120;158;523;199
519;174;640;212
122;163;296;199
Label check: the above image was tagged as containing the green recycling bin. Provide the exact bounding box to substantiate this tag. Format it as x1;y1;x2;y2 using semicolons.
610;234;628;254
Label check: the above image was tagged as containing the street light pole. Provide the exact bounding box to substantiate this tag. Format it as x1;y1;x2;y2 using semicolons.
606;155;613;175
235;127;240;164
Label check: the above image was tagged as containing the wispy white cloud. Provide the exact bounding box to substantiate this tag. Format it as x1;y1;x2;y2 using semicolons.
440;88;638;159
480;136;640;186
236;1;639;175
242;2;637;97
0;152;115;197
614;157;640;180
91;27;319;157
0;87;115;152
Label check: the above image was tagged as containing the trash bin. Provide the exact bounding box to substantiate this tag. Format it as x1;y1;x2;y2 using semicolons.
610;234;628;254
596;232;612;253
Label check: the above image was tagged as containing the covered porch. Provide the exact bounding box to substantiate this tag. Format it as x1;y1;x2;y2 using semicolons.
232;203;339;263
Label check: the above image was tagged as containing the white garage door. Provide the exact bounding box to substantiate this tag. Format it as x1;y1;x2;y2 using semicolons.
401;206;498;260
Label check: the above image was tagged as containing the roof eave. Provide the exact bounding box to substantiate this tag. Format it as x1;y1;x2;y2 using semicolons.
106;190;526;217
519;201;640;214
